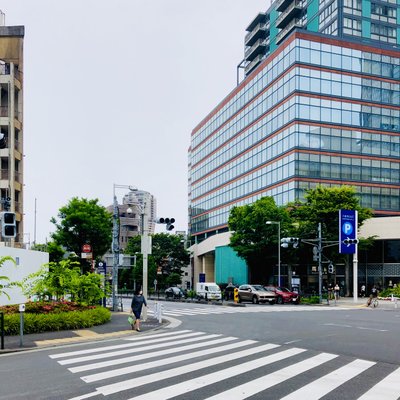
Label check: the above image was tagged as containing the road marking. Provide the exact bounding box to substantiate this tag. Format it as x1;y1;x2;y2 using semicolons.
323;323;353;328
357;366;400;400
284;339;302;344
50;329;193;359
59;331;211;365
96;343;284;396
125;347;305;400
281;359;376;399
69;335;233;373
81;338;256;383
205;353;338;400
357;326;388;332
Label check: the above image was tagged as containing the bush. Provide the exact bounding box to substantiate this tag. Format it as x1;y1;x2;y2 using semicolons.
300;295;321;304
2;306;111;335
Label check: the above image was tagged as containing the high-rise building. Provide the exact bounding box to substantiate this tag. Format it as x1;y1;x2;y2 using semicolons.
188;1;400;245
107;189;157;251
0;13;24;245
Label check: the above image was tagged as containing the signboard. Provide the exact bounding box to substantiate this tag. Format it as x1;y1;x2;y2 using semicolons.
81;252;93;259
199;273;205;283
339;209;358;254
97;261;106;274
82;244;92;253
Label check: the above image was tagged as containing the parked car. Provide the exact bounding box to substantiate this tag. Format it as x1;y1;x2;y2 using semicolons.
238;284;276;304
165;287;185;299
264;286;300;304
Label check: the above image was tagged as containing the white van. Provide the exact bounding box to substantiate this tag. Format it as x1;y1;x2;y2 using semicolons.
196;282;222;300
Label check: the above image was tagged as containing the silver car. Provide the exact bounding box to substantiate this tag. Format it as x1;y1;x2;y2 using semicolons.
238;284;276;304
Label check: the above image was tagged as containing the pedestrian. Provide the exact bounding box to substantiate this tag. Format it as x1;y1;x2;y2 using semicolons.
130;289;147;332
371;285;378;298
334;283;340;300
328;283;333;300
360;284;366;298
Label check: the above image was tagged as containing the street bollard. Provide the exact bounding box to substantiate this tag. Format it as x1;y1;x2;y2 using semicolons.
234;288;239;304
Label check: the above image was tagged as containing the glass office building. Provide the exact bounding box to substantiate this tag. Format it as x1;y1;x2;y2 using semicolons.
188;0;400;243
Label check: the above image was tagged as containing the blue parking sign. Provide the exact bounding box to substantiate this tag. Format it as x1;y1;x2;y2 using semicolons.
339;209;358;254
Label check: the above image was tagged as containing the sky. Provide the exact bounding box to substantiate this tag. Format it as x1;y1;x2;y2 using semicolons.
2;0;268;244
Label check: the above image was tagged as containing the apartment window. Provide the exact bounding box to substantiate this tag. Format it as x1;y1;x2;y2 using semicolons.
343;0;362;16
371;2;396;23
371;22;397;42
343;17;362;35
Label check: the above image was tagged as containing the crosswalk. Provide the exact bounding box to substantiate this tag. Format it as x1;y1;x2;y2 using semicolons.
148;304;355;317
47;329;400;400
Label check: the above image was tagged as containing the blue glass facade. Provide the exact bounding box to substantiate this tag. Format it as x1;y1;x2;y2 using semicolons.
188;31;400;240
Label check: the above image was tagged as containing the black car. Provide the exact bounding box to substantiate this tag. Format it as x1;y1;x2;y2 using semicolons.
165;287;185;299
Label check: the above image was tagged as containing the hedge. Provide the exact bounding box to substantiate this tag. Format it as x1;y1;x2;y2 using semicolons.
3;307;111;336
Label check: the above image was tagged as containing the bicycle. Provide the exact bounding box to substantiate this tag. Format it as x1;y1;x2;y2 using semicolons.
367;296;379;308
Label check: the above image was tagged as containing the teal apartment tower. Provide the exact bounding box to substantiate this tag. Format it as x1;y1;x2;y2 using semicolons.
188;0;400;243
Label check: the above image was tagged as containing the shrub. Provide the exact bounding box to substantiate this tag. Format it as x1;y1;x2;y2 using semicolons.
300;295;321;304
3;306;111;335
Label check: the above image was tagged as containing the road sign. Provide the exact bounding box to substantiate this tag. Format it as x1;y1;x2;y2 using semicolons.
339;209;358;254
82;244;92;253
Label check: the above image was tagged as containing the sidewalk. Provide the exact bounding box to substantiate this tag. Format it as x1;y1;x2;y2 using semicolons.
321;296;400;309
0;311;163;354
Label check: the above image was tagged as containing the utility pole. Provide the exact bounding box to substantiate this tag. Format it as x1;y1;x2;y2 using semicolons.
112;194;119;312
318;222;322;304
141;205;150;321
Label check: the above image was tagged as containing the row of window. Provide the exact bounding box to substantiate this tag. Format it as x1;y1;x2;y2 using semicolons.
192;37;399;149
191;121;400;200
190;89;399;184
190;183;400;234
191;62;400;168
191;149;399;214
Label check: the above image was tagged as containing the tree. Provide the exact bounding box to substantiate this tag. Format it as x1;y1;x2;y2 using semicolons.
288;185;374;295
32;241;66;263
22;259;109;305
51;197;112;272
0;256;17;300
228;196;292;283
124;233;190;290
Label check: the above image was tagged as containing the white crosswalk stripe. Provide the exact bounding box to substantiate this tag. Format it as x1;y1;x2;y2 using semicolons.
150;305;355;317
47;330;400;400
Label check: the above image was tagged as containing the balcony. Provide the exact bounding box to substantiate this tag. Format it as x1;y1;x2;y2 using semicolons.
245;38;268;62
245;22;268;47
275;0;294;12
276;0;303;28
245;12;267;32
245;54;264;76
276;18;303;43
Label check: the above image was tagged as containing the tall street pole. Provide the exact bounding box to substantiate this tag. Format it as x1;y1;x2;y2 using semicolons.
318;222;323;304
141;206;150;321
266;221;281;287
112;192;119;312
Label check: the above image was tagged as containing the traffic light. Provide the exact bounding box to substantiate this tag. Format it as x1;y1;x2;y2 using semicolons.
157;217;175;231
328;263;334;274
281;237;300;248
343;238;359;246
1;211;16;238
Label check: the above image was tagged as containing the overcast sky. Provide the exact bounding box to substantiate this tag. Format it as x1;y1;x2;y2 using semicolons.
2;0;268;244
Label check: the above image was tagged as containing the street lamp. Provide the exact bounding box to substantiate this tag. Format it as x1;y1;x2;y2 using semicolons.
266;221;281;287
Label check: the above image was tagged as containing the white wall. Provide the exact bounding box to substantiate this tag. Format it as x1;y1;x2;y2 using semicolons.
0;247;49;306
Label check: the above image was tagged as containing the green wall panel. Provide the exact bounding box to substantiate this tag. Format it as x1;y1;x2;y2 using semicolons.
307;0;320;32
269;9;279;52
215;245;248;285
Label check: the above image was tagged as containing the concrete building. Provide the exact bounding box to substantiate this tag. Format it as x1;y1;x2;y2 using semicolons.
188;2;400;289
107;189;156;251
0;14;24;246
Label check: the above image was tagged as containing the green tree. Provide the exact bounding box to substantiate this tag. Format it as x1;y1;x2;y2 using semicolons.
51;197;112;273
22;259;109;305
288;185;374;295
32;241;66;263
0;256;18;300
124;233;190;290
228;196;292;283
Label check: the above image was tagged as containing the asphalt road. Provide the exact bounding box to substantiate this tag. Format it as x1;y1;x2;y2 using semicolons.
1;300;399;400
